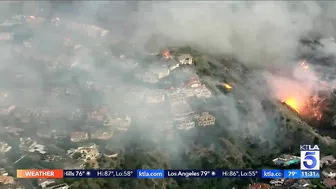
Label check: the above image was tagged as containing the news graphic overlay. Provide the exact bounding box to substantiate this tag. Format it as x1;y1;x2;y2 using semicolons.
284;169;320;179
63;170;137;178
261;170;283;179
63;170;92;178
17;170;63;179
137;170;164;179
300;144;320;170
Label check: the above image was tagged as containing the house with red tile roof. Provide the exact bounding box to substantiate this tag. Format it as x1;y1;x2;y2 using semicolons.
323;178;336;188
248;183;271;189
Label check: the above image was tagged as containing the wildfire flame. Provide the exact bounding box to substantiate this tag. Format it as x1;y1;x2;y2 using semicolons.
284;98;299;113
301;61;309;70
222;83;233;89
283;96;324;121
162;50;171;60
276;61;327;121
313;110;323;120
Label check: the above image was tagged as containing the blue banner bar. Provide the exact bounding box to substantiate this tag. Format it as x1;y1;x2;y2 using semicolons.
165;170;218;178
164;170;261;178
62;169;270;178
261;170;283;179
63;170;137;178
221;170;260;178
64;170;92;178
137;170;164;179
283;170;320;179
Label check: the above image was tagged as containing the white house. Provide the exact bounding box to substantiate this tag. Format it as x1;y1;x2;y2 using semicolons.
0;142;11;153
68;144;100;162
320;155;336;168
177;54;193;65
38;179;56;188
46;183;69;189
322;168;336;178
270;179;284;186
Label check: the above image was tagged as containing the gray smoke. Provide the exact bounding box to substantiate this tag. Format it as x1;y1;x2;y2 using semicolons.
1;1;336;161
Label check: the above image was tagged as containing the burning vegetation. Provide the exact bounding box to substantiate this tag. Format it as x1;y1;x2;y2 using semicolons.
283;98;300;113
302;91;335;126
215;82;233;94
282;88;336;129
161;50;172;60
276;59;336;129
222;83;233;89
300;60;309;70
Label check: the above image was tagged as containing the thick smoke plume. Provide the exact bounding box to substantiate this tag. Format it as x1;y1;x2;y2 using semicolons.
135;1;335;65
130;1;336;143
1;1;336;161
132;1;336;114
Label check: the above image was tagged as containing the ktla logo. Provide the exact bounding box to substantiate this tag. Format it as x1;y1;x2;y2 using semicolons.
300;145;320;170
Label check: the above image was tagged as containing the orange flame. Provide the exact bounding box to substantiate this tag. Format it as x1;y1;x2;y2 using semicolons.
284;97;323;120
284;98;299;113
162;50;171;60
223;83;233;89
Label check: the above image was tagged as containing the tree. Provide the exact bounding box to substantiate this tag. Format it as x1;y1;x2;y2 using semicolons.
85;162;93;169
72;152;82;160
331;150;336;158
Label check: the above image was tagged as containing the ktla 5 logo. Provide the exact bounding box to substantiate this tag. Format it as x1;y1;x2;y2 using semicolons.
300;145;320;170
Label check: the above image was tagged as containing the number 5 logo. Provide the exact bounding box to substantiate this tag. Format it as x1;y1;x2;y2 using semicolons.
303;152;317;169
